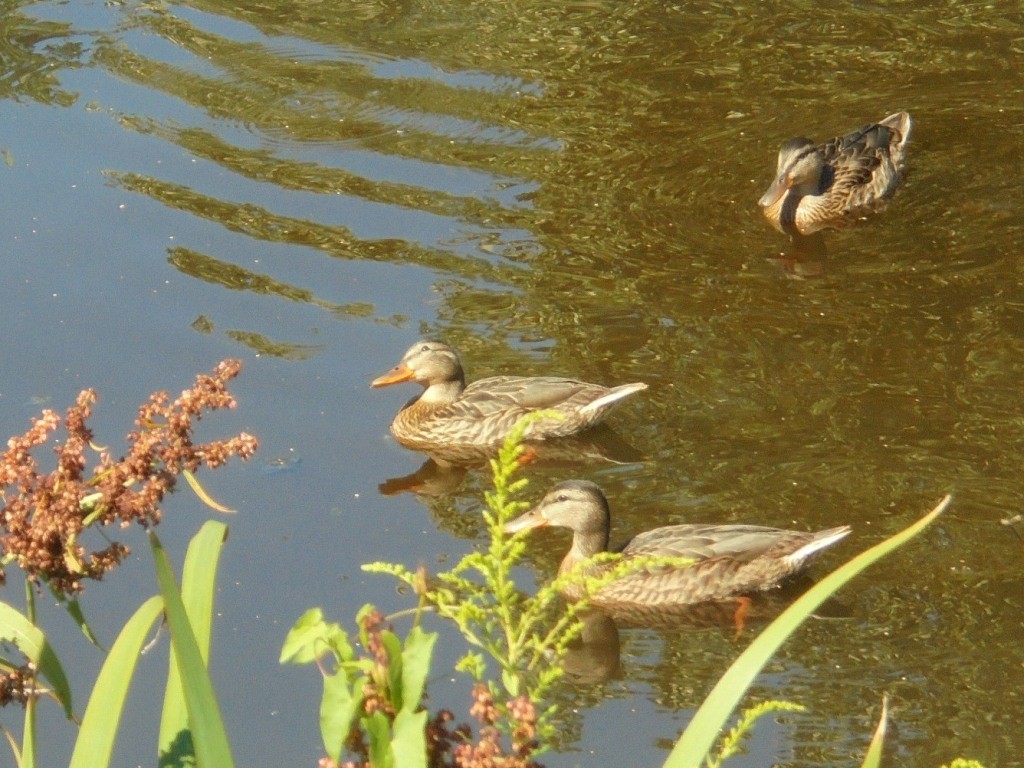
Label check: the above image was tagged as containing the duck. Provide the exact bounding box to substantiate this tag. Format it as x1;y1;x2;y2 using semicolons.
370;341;647;451
759;111;912;235
504;480;851;617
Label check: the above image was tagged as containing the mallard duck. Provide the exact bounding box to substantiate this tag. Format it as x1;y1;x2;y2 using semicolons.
759;111;912;235
370;341;647;451
504;480;850;614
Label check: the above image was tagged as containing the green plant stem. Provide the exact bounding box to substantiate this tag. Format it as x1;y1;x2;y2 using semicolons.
21;582;37;768
22;696;36;768
23;580;35;625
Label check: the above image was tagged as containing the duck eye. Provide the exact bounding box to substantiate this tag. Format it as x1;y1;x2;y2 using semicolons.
420;344;430;352
555;494;568;503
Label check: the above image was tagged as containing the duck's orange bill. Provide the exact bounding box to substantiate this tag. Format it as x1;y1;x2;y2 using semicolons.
503;506;549;534
758;175;791;208
371;362;415;388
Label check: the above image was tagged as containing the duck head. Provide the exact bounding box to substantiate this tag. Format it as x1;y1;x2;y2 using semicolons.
758;138;825;209
504;479;612;556
371;340;466;390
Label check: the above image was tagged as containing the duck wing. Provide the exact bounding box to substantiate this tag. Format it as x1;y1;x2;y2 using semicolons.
463;376;601;409
821;116;910;212
448;376;643;439
622;523;810;563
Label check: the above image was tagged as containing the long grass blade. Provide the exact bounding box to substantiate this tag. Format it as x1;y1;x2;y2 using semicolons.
1;724;24;768
860;695;889;768
150;530;235;768
158;520;229;763
182;469;237;514
663;495;951;768
68;596;164;768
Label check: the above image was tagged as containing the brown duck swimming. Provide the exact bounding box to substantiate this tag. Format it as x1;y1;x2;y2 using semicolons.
371;341;647;451
504;480;850;616
759;111;912;235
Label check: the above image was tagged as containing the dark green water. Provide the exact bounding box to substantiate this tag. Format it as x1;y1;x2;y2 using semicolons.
2;1;1022;765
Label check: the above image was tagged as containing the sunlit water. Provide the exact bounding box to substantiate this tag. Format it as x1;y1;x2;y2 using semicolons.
2;1;1023;766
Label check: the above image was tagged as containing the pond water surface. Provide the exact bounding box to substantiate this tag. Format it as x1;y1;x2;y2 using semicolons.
2;1;1023;766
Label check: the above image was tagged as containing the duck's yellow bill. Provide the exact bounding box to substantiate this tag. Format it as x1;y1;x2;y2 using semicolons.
504;506;550;534
371;362;415;387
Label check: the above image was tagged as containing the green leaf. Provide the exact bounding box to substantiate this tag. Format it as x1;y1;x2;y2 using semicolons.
280;608;328;664
0;601;73;719
68;596;164;768
381;631;404;709
363;710;394;768
284;606;356;667
320;672;363;762
663;495;951;768
708;700;805;767
392;709;428;768
860;696;889;768
150;530;235;768
281;608;355;666
182;469;237;514
159;520;229;764
501;668;520;697
400;627;437;713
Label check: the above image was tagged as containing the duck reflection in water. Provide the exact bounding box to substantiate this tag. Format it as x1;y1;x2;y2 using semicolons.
764;230;828;279
560;583;851;686
378;426;643;499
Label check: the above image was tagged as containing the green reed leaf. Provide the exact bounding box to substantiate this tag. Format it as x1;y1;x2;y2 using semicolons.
150;530;235;768
158;520;229;764
860;695;888;768
68;596;164;768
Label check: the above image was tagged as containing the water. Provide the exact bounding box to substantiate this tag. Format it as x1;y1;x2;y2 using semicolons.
2;1;1023;765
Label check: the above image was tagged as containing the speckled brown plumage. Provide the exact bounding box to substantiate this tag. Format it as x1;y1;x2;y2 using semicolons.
759;111;912;235
371;341;647;451
505;480;851;617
